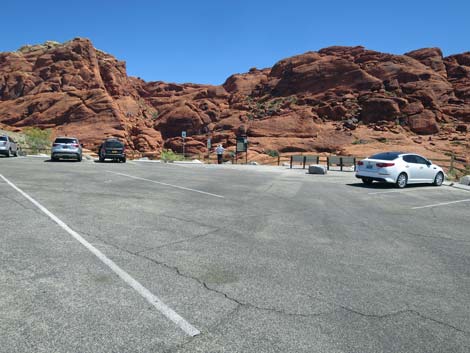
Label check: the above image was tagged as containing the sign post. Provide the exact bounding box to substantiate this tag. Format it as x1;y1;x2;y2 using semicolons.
206;138;211;163
236;135;248;164
182;131;186;159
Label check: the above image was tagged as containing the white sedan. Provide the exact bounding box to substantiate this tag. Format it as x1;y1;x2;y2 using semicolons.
356;152;445;188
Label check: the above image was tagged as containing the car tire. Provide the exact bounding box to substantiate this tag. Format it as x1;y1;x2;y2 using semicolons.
361;177;373;185
51;155;57;161
77;154;82;162
396;173;408;188
14;149;18;157
122;157;126;163
433;172;444;186
7;149;12;157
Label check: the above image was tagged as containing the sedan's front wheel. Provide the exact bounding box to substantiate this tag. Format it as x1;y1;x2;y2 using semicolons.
396;173;408;188
362;177;373;185
433;172;444;186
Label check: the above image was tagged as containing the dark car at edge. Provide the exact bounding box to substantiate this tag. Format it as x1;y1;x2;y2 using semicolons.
98;138;126;163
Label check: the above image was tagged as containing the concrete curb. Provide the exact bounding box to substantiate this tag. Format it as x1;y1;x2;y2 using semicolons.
444;181;470;192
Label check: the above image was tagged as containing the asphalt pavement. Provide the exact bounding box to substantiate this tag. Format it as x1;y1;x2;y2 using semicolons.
1;156;469;352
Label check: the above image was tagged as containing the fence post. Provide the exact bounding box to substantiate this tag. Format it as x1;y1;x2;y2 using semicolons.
327;157;330;171
450;153;455;173
278;154;280;166
302;156;306;169
290;156;293;169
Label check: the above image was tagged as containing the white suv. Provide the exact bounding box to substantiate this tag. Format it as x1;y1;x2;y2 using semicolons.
51;137;83;161
0;135;18;157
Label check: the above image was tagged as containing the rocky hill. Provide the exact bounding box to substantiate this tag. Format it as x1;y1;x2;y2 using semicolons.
0;38;469;161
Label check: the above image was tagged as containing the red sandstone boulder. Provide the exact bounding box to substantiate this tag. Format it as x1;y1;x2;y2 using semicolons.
405;48;447;77
360;98;401;123
408;110;439;134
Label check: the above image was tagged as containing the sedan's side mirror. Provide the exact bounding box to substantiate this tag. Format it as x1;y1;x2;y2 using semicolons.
426;160;432;166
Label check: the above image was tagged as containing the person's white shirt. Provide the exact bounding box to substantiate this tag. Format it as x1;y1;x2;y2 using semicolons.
216;145;224;154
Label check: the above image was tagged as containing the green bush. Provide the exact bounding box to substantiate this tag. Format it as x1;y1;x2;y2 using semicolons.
160;149;185;162
352;138;368;145
23;127;52;153
266;149;279;157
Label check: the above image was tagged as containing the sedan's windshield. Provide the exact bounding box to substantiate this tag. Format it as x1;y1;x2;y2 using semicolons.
0;136;7;141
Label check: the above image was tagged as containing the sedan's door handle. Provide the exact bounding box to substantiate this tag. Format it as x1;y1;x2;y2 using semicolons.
405;165;410;168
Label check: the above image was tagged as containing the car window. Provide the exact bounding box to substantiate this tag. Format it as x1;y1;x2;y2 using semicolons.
0;136;7;141
370;152;401;160
104;140;123;148
414;155;429;165
55;138;77;144
403;155;417;163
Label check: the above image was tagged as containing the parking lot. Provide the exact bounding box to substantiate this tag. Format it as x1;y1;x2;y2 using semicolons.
1;156;470;353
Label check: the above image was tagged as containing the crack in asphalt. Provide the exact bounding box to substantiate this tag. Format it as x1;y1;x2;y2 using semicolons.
77;229;470;338
80;229;333;318
336;304;470;335
404;230;470;243
134;228;222;255
0;194;42;214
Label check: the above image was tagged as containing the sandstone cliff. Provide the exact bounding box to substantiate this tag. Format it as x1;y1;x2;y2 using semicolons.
0;38;469;161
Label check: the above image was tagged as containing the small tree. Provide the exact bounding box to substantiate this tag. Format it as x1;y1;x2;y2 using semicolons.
23;127;52;153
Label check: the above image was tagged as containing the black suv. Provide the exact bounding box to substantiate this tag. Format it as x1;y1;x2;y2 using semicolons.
98;138;126;163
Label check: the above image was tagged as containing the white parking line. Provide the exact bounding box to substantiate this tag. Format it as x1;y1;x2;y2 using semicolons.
412;199;470;209
0;174;200;337
106;171;224;198
368;190;404;195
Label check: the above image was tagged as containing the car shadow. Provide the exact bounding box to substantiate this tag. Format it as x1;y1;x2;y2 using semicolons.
347;182;435;190
93;160;122;163
44;159;81;163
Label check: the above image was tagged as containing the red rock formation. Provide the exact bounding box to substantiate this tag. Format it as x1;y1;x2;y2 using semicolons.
0;39;469;161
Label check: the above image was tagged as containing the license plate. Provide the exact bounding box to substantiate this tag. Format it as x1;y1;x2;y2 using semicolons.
112;151;118;154
366;164;373;169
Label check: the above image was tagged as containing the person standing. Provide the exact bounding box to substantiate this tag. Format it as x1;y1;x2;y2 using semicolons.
216;144;225;164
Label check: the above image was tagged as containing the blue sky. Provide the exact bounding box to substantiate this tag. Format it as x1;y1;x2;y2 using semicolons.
2;0;469;84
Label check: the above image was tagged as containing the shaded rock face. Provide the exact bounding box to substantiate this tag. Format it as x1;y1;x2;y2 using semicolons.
0;39;469;157
0;38;162;151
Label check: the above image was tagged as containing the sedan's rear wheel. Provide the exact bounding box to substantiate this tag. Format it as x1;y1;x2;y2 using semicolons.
433;172;444;186
396;173;408;188
362;177;373;185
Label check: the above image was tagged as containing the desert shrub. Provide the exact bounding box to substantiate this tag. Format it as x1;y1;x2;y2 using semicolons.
160;149;185;162
23;127;52;153
266;149;279;157
352;138;368;145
